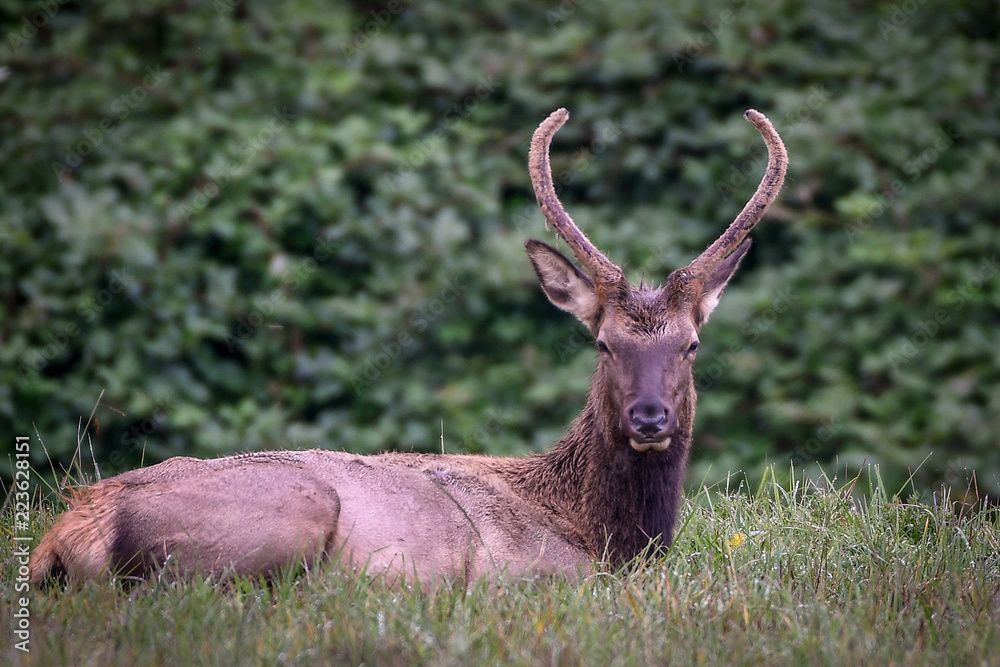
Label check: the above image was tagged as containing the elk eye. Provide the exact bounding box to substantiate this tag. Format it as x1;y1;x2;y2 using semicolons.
596;340;612;356
686;341;699;356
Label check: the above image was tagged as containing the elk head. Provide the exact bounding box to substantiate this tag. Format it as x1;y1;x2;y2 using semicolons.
526;109;787;455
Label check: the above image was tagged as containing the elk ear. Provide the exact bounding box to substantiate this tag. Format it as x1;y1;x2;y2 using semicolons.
694;238;751;327
525;239;601;330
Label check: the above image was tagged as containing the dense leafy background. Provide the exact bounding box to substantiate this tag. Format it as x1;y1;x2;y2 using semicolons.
2;0;998;497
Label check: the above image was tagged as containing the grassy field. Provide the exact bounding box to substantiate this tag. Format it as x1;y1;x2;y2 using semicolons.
2;469;998;666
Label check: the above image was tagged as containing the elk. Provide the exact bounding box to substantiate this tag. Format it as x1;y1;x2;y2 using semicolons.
30;108;787;585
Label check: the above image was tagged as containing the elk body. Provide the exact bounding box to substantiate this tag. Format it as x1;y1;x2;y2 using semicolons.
30;109;787;585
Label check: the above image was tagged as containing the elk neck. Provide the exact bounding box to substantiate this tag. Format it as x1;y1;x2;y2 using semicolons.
499;364;695;564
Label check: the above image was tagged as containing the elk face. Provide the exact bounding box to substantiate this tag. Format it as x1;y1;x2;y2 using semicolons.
526;238;749;453
526;108;786;453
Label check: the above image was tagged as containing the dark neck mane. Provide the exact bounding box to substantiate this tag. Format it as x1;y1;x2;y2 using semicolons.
500;377;691;565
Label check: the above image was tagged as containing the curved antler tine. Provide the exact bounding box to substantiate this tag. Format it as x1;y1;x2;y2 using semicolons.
529;109;625;289
687;109;787;276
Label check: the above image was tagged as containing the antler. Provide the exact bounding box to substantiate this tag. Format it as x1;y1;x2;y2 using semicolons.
686;109;787;276
529;109;626;289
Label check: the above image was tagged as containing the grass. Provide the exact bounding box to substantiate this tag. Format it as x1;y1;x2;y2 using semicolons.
2;467;998;666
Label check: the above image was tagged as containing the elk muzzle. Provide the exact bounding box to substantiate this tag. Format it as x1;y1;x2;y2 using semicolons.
623;398;678;452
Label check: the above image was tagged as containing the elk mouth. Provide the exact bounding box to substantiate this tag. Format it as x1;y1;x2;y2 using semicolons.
629;437;672;453
622;402;677;452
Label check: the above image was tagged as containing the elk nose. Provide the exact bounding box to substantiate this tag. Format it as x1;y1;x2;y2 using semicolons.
628;402;669;438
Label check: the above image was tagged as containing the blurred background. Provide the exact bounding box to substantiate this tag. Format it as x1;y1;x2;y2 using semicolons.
2;0;998;499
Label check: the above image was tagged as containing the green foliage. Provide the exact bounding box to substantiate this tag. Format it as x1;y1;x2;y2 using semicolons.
1;0;999;494
4;470;999;663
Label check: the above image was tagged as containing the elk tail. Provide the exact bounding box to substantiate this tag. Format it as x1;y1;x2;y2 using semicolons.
30;486;117;585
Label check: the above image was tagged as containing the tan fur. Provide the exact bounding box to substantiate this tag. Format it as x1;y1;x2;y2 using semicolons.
31;109;786;586
31;451;589;584
32;486;119;583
